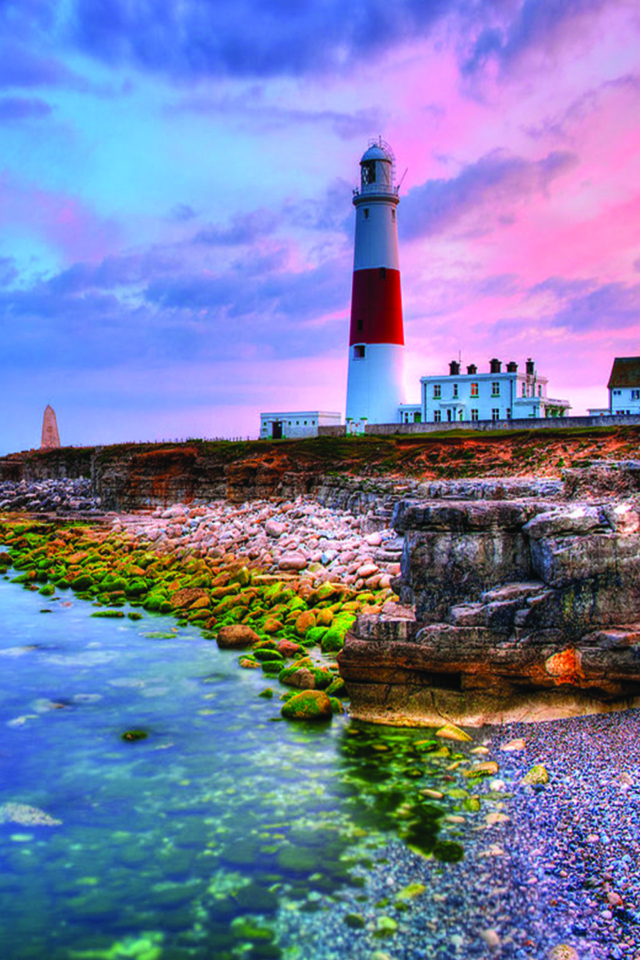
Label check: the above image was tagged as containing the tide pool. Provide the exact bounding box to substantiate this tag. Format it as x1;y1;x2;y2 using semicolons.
0;566;490;960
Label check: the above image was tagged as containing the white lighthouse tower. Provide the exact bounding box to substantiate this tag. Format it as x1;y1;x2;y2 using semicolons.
346;138;405;426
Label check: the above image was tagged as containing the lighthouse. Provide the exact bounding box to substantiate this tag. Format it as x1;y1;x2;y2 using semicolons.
346;138;405;426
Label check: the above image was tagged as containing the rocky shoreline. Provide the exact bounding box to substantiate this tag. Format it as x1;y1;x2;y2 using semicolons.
2;479;640;958
0;478;101;514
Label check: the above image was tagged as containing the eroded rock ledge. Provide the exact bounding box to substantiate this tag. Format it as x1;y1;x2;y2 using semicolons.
338;489;640;726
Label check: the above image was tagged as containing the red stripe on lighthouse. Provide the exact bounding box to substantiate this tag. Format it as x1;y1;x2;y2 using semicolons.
349;268;404;346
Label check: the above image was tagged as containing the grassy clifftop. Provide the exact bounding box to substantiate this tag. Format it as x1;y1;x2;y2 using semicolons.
4;423;640;485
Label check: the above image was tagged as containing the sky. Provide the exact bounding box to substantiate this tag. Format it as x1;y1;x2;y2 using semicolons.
1;0;639;453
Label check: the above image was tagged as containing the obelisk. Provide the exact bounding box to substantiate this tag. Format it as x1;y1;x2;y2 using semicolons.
41;405;61;449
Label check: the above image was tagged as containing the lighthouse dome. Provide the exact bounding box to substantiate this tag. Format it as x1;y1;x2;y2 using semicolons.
360;143;393;164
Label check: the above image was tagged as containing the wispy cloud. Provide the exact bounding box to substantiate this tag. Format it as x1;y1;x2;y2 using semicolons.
401;148;578;240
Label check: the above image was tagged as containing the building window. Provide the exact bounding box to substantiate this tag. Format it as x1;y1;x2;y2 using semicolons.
356;318;363;331
433;384;441;398
470;383;478;397
492;408;500;421
446;409;453;422
434;411;441;422
613;390;621;395
453;384;459;398
492;382;500;396
353;345;365;359
522;383;527;397
506;408;512;419
632;390;640;400
364;208;369;219
471;409;479;421
538;385;542;397
380;267;387;279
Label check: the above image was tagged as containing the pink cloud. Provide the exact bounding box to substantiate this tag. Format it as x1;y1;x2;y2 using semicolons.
0;171;119;264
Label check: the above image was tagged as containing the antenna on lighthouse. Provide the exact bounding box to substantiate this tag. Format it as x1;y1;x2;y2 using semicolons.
397;167;408;192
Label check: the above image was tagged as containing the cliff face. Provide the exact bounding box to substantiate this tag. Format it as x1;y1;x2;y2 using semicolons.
3;425;640;511
339;484;640;726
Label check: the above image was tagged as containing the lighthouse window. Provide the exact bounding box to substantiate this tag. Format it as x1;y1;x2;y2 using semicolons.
353;345;365;359
362;160;376;184
357;319;363;331
363;209;369;219
380;267;387;279
391;209;396;220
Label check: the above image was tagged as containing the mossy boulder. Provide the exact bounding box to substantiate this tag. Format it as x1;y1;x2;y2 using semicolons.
320;629;345;653
253;648;284;663
262;617;284;634
304;626;327;646
70;575;93;591
280;690;333;721
38;584;55;597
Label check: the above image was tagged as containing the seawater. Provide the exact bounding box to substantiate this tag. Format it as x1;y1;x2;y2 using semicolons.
0;569;471;960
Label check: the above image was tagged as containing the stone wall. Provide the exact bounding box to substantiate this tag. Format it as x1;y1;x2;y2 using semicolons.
320;413;640;437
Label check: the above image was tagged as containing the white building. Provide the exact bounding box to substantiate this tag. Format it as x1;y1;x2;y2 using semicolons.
421;358;570;423
606;357;640;415
260;411;341;440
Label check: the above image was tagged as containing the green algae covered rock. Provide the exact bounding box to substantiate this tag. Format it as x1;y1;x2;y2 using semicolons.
304;626;328;646
252;648;284;663
280;690;333;721
436;723;473;743
321;628;345;653
91;610;126;618
326;676;347;697
38;584;55;597
522;764;549;786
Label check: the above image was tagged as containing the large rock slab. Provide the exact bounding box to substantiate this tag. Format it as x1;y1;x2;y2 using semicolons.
339;497;640;726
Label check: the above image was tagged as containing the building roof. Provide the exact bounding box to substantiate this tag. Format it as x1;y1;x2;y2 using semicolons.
607;357;640;389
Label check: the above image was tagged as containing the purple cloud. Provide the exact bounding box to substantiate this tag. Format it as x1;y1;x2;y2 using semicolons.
168;203;198;222
401;148;578;240
193;210;278;246
462;0;612;76
0;96;52;120
0;257;18;286
0;42;83;89
549;280;640;332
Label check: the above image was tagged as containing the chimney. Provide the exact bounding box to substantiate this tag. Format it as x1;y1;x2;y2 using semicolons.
489;358;501;374
467;364;477;375
526;358;535;376
449;360;460;375
506;361;518;373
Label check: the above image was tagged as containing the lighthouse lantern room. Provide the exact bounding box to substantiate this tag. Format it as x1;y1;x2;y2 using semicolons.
346;138;406;426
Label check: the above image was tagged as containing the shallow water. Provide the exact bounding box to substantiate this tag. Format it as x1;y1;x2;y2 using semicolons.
0;569;480;960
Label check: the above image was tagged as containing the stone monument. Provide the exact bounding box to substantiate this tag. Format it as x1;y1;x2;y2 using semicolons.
41;405;61;449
